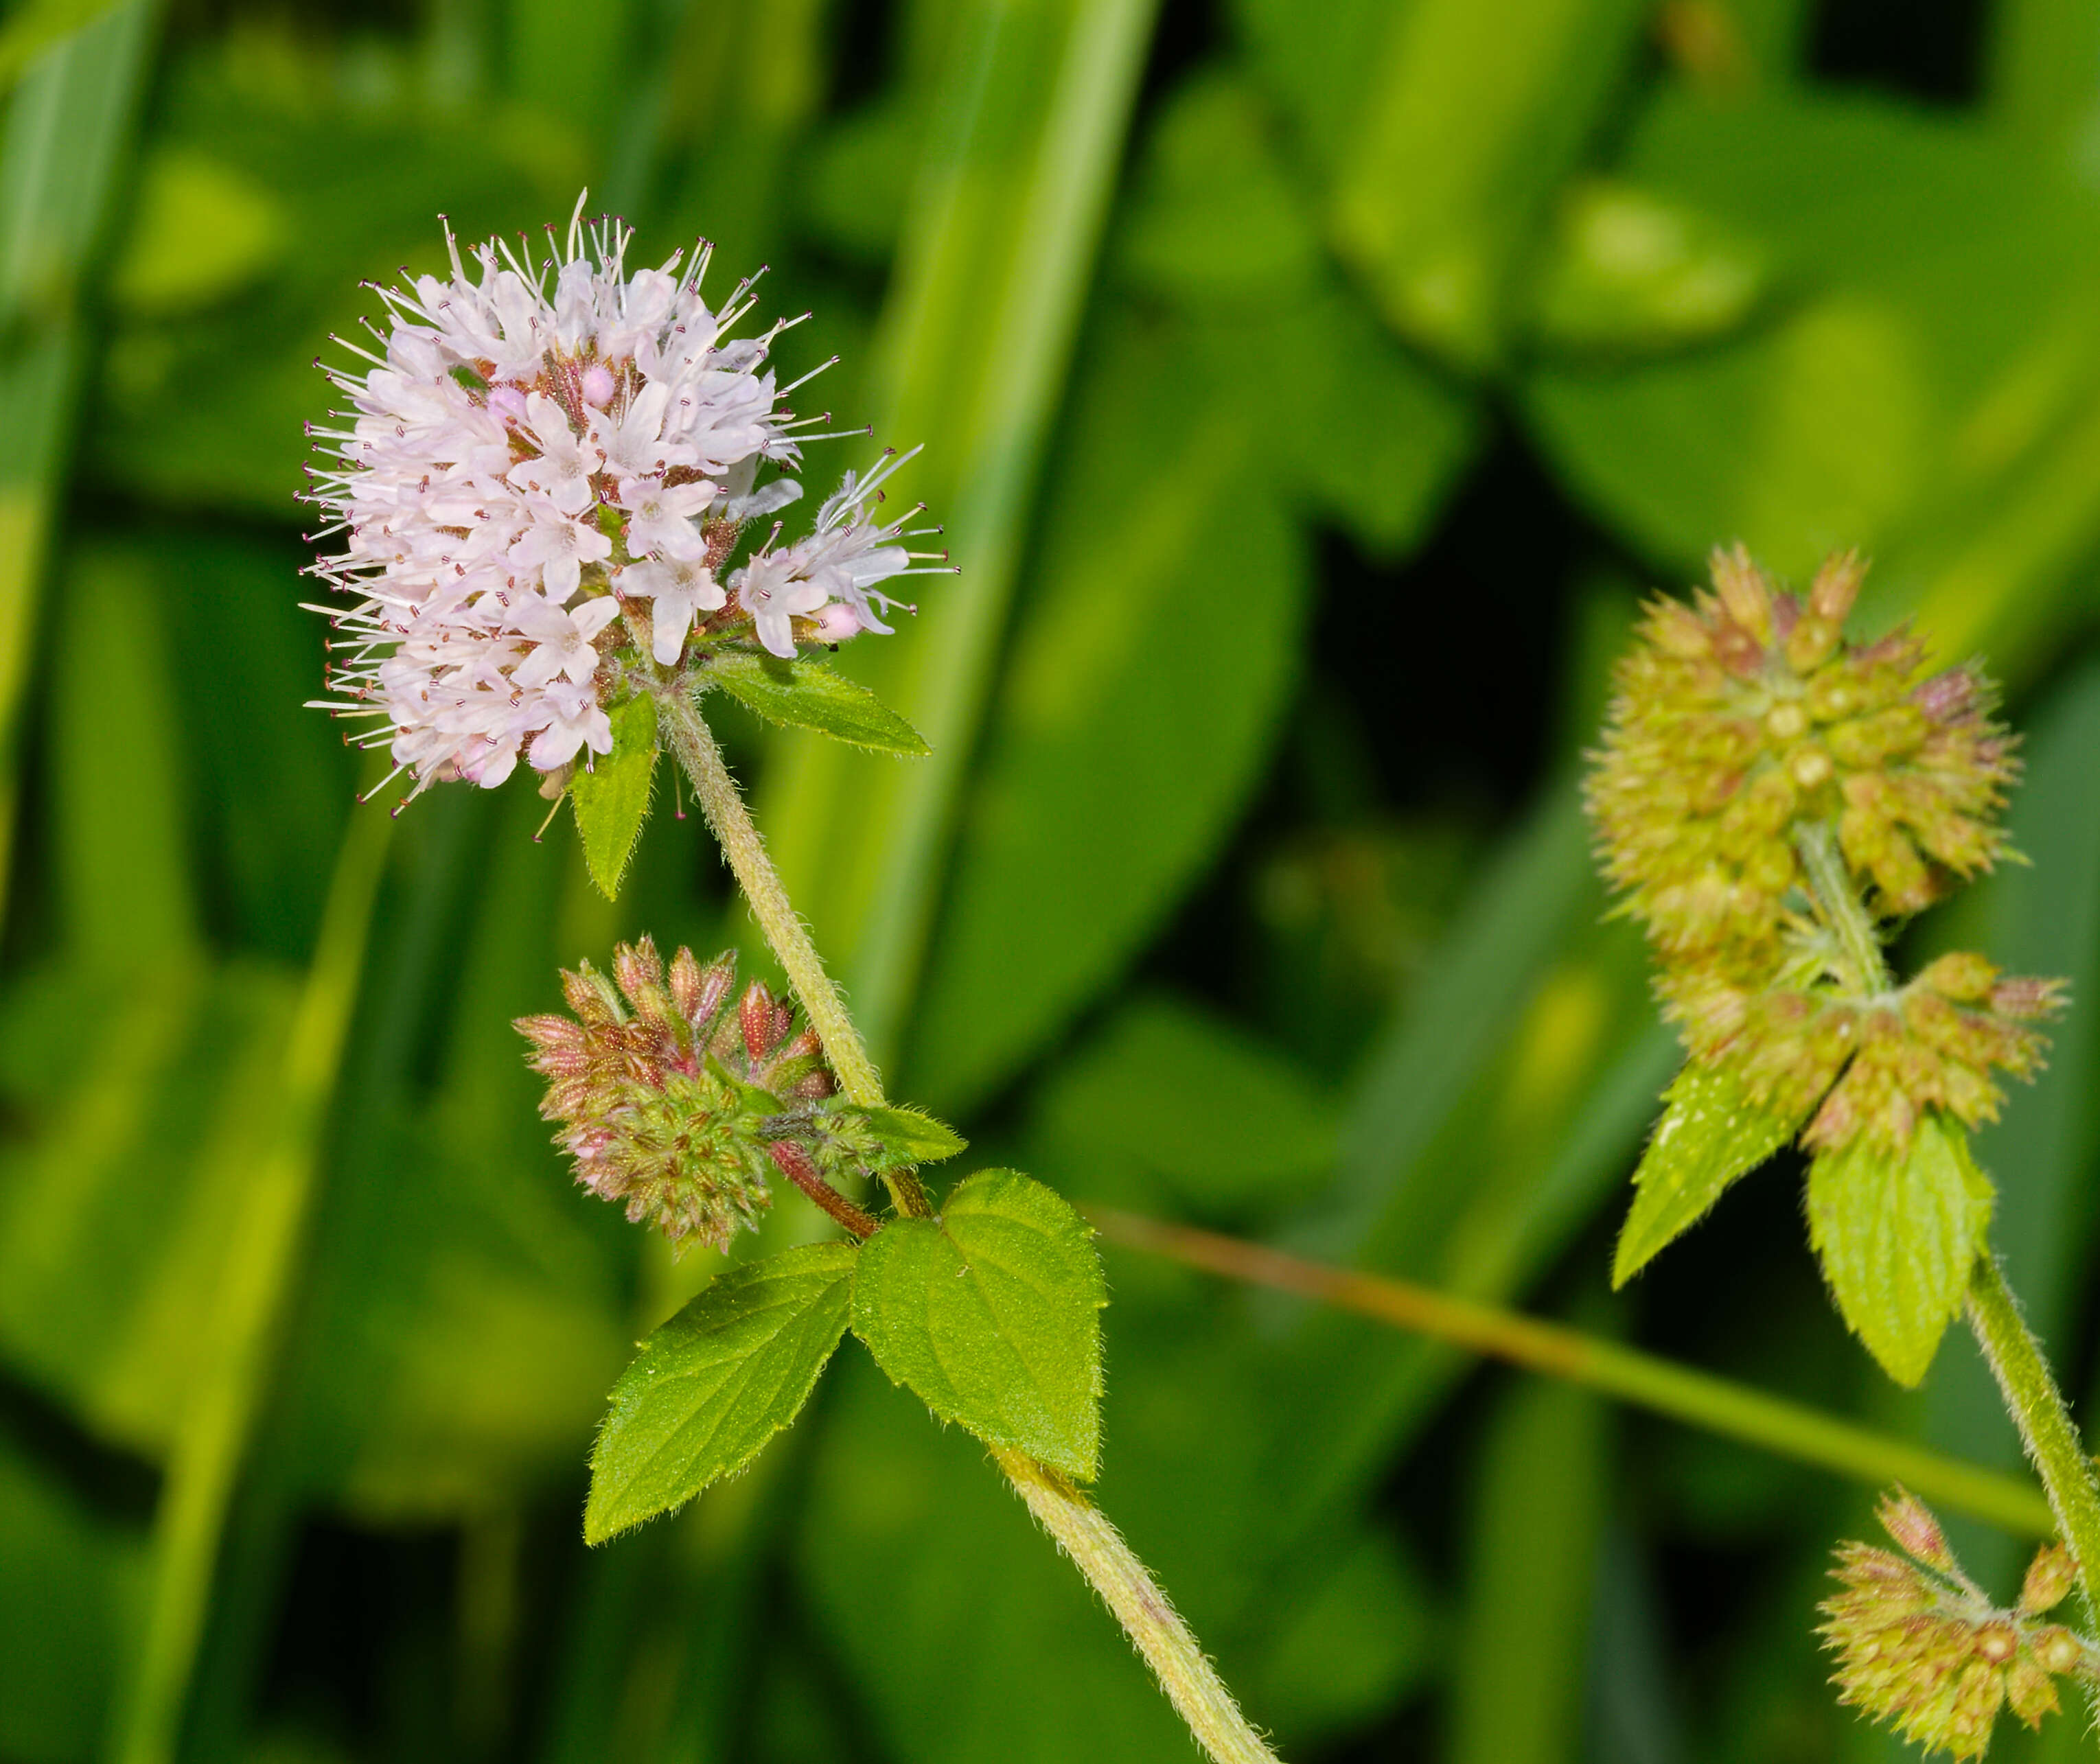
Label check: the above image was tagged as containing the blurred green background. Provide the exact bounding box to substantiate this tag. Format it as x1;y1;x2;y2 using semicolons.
5;0;2100;1759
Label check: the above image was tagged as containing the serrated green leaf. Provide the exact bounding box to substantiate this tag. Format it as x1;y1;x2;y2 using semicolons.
585;1241;857;1544
568;693;658;901
853;1104;967;1167
1808;1113;1995;1388
1613;1062;1802;1287
851;1170;1105;1480
704;651;929;755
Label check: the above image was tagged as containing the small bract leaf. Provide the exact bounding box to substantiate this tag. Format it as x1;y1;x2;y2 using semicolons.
1808;1113;1994;1388
851;1170;1105;1479
705;651;930;755
585;1241;857;1544
569;693;659;901
853;1104;967;1167
1613;1061;1802;1286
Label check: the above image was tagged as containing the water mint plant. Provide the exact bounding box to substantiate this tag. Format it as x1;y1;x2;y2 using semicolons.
310;200;1279;1764
1591;548;2100;1754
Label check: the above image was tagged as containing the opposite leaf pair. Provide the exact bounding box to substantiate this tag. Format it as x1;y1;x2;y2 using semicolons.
585;1168;1107;1544
1616;1066;1993;1386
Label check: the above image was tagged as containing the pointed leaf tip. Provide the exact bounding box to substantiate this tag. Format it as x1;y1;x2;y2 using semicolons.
1808;1113;1994;1388
585;1240;857;1543
704;651;930;755
1613;1062;1801;1287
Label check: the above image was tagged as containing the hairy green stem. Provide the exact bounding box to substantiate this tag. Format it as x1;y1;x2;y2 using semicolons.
1096;1209;2052;1536
1795;820;1892;993
1793;819;2096;1581
660;686;1282;1764
1968;1257;2100;1608
662;691;932;1220
992;1446;1277;1764
660;690;889;1113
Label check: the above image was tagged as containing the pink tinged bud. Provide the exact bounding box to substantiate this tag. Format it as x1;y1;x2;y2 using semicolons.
1711;544;1775;645
613;936;673;1023
2020;1543;2078;1614
1810;548;1866;624
669;944;706;1019
740;982;781;1062
562;962;625;1025
681;949;739;1034
1879;1488;1957;1570
1915;667;1981;724
580;362;617;407
1712;618;1766;680
1992;976;2068;1021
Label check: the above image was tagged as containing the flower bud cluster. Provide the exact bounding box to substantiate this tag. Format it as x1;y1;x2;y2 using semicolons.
1820;1489;2093;1759
1589;548;2013;960
1588;548;2062;1152
515;938;836;1251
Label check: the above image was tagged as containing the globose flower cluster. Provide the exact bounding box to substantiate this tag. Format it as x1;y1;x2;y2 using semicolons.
1586;547;2060;1153
306;199;942;796
1820;1489;2092;1761
515;938;837;1253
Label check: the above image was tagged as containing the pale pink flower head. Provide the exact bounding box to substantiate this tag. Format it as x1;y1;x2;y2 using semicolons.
305;197;947;803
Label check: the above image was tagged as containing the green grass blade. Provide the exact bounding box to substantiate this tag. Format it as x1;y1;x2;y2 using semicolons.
0;0;157;930
1450;1376;1607;1764
111;805;391;1764
49;546;198;964
757;0;1162;1069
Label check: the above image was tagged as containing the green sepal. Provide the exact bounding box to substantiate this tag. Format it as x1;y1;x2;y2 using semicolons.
849;1104;968;1168
568;693;660;901
1613;1062;1803;1287
730;1078;785;1116
850;1170;1104;1480
1808;1113;1995;1389
584;1241;857;1544
703;650;930;756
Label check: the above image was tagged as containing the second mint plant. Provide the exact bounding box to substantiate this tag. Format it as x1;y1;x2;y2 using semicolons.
1589;550;2099;1757
308;200;1281;1764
